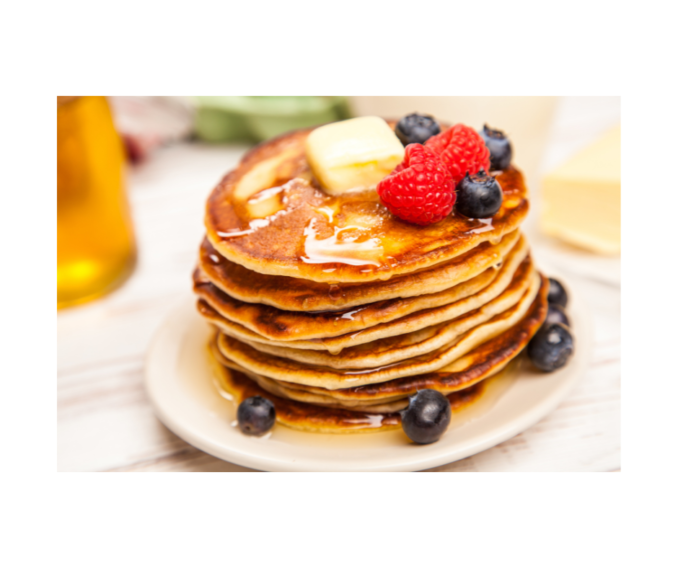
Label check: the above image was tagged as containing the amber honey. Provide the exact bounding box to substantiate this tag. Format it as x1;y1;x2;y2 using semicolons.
57;96;136;309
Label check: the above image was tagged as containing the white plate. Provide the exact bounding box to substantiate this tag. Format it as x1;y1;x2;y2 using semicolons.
145;289;592;472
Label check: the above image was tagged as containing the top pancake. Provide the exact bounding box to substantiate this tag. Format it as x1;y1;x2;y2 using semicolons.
204;123;530;283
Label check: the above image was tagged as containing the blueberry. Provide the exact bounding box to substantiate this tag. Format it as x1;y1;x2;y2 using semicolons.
544;304;570;328
237;396;276;436
547;277;568;308
395;113;441;145
527;323;574;372
455;170;503;219
401;389;451;444
480;125;513;171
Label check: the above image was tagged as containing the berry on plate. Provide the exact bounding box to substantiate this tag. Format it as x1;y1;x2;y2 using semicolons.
401;389;452;444
425;123;490;185
455;169;504;219
376;144;455;226
395;113;441;146
237;395;276;435
547;277;568;308
480;124;513;171
527;323;574;372
544;303;570;328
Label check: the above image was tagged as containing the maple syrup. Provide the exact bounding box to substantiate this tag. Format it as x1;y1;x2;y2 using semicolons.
57;97;136;309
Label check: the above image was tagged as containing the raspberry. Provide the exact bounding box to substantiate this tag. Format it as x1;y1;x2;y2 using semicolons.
377;144;455;226
425;124;490;185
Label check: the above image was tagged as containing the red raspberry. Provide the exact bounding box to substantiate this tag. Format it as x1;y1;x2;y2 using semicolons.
425;124;490;185
377;144;455;226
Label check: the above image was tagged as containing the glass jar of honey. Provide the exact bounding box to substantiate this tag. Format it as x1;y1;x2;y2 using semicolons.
57;96;136;309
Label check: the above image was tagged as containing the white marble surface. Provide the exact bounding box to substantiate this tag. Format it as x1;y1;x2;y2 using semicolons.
57;97;621;472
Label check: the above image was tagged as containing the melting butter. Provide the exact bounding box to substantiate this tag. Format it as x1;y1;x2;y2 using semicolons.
247;184;286;219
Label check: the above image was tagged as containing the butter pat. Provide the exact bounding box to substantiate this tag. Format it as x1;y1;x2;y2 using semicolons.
305;116;405;195
541;126;621;255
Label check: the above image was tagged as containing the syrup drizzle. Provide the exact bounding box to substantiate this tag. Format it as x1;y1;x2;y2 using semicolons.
466;217;494;234
340;307;365;321
216;209;289;239
217;180;298;239
343;414;385;427
247;184;286;204
300;218;384;267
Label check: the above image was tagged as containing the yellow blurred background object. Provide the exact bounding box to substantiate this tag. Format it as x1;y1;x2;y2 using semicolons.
541;125;621;255
57;96;136;309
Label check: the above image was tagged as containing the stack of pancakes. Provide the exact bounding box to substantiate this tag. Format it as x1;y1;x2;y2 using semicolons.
193;124;548;433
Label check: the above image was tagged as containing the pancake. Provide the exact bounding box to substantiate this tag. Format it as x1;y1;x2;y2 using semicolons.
204;123;529;283
199;228;520;312
209;345;487;433
193;117;551;436
212;345;411;412
198;252;531;354
217;273;545;389
194;235;529;345
211;343;517;413
213;280;547;405
240;261;536;369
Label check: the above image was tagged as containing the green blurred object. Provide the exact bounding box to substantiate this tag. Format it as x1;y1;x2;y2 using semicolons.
193;96;352;143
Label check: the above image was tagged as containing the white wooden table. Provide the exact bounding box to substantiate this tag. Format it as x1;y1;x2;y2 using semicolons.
57;98;621;472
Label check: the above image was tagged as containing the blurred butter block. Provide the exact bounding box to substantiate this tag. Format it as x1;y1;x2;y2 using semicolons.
193;96;351;143
541;125;621;255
